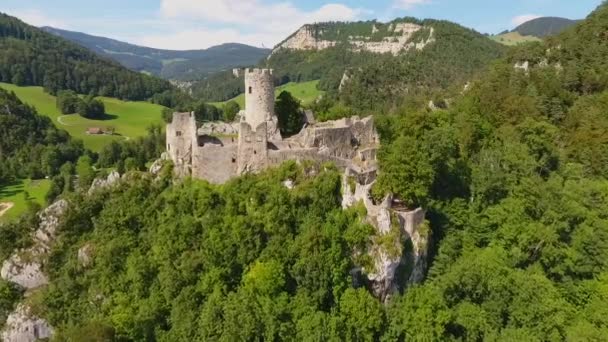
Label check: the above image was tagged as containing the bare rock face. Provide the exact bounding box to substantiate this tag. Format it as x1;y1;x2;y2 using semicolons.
274;23;435;56
78;243;94;268
88;171;121;195
198;122;239;136
341;169;429;301
1;200;68;290
282;179;295;190
0;253;48;291
149;152;169;175
1;304;53;342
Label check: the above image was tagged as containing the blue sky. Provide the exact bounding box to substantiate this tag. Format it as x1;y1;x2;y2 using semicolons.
1;0;602;50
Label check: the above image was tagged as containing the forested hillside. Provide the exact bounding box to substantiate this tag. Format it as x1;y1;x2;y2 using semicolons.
0;88;83;186
42;27;271;81
2;2;608;341
513;16;580;37
192;18;505;109
0;13;175;101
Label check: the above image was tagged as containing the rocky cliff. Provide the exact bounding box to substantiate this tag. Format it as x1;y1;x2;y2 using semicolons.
274;22;435;56
341;168;429;302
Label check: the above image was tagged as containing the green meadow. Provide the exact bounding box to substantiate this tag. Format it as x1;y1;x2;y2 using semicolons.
0;82;166;152
490;32;542;46
212;80;324;109
0;179;51;222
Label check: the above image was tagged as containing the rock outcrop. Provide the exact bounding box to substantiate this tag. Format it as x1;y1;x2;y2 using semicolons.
78;243;94;268
149;152;170;175
1;200;67;341
88;171;121;195
1;200;68;290
341;168;428;301
274;23;435;56
1;304;53;342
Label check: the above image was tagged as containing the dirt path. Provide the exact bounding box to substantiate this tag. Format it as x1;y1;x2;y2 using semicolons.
57;115;76;126
0;202;14;218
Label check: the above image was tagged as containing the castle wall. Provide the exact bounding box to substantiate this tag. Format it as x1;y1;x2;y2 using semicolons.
244;69;275;131
166;112;197;176
192;137;238;184
268;149;353;170
237;122;269;174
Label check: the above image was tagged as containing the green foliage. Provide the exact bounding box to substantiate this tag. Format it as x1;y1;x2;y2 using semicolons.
222;100;240;122
97;124;165;170
29;163;379;340
0;88;84;184
275;90;303;136
77;95;105;119
76;156;95;190
55;90;79;114
0;279;23;329
0;12;177;101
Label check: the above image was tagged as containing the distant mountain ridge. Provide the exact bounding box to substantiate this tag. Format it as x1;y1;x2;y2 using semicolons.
193;17;505;108
0;13;174;101
42;27;271;81
512;17;580;37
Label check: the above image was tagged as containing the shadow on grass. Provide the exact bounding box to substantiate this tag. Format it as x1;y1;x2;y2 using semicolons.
0;182;25;199
87;113;119;121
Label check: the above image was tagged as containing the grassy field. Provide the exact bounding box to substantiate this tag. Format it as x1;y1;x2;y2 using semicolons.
212;80;324;109
490;32;542;46
0;179;51;222
0;83;166;152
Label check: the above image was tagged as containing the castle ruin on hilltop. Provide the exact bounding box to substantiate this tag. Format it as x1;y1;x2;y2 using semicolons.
166;68;379;184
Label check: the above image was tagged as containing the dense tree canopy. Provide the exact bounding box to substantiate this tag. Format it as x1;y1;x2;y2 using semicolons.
3;3;608;341
0;88;84;185
0;13;181;103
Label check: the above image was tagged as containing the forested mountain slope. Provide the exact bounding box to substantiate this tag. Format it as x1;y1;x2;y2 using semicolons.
513;16;580;37
0;13;174;101
42;27;271;81
2;3;608;341
0;88;83;186
192;18;505;109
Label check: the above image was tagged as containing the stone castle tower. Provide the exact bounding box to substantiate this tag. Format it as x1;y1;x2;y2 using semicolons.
166;67;379;184
244;68;275;130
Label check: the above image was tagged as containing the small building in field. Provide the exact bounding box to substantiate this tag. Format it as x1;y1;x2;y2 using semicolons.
86;127;103;135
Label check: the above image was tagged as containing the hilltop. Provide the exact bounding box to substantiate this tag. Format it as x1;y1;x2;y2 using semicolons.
491;16;580;46
42;27;271;81
194;17;505;110
0;13;178;102
513;16;580;37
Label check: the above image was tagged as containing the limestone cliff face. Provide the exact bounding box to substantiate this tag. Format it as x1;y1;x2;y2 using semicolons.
274;23;435;56
1;304;53;342
1;199;68;341
1;200;68;290
341;169;429;302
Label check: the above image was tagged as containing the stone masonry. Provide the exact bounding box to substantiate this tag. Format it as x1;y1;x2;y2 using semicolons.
166;68;380;184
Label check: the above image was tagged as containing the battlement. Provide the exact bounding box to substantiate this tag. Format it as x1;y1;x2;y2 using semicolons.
170;111;194;125
245;68;274;76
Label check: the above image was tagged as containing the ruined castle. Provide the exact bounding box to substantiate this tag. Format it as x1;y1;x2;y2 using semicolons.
166;68;379;184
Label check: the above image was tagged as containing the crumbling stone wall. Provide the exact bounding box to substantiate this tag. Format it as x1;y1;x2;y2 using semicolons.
244;68;275;131
192;136;238;184
166;112;197;176
237;122;269;174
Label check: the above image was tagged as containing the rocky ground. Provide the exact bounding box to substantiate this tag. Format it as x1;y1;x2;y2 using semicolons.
0;202;14;218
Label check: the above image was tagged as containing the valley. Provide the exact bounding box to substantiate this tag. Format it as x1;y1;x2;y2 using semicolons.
211;80;324;108
0;83;165;151
0;179;50;222
1;2;607;341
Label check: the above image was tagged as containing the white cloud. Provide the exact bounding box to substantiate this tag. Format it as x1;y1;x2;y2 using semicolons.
393;0;432;10
159;0;361;25
6;9;70;28
136;0;366;49
511;14;542;27
136;28;280;50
